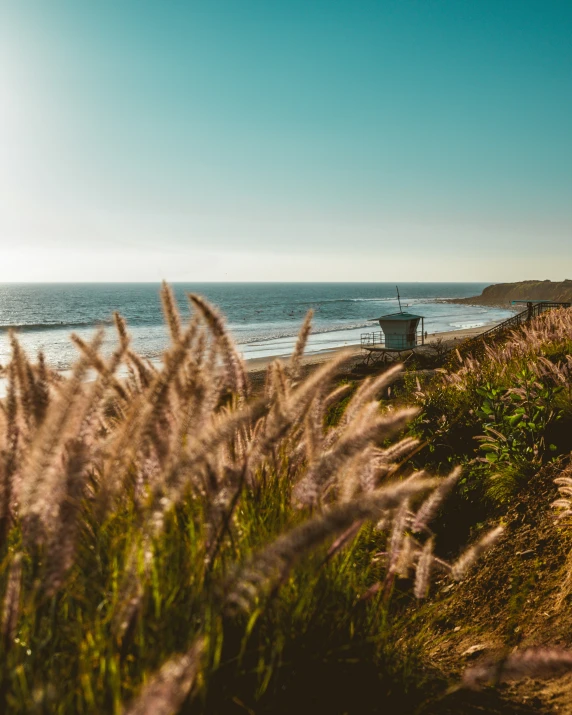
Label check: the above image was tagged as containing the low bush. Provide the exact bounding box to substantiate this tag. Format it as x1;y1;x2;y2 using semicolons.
409;308;572;507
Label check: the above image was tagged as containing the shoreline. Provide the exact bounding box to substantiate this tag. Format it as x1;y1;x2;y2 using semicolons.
0;320;503;399
244;320;502;375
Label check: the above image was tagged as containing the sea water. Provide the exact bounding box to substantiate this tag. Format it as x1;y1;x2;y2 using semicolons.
0;283;514;370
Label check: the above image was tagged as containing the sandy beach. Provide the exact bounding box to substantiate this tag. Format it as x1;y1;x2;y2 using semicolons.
0;321;502;400
245;321;499;374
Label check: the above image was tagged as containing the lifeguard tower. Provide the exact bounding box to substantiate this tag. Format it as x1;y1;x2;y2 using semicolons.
360;289;425;365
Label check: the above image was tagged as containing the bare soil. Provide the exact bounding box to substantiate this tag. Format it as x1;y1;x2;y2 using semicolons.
417;458;572;713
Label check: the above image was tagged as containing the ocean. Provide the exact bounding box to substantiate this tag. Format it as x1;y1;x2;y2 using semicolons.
0;283;514;370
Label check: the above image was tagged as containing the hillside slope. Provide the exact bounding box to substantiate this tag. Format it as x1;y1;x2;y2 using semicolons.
418;459;572;714
451;280;572;306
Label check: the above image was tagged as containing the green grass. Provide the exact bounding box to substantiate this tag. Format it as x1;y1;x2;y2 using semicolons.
1;291;571;714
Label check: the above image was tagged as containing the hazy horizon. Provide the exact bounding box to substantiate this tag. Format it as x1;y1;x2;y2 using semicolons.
0;280;528;285
1;1;571;282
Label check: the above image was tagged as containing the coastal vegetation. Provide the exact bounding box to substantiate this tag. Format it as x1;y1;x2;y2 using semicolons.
1;285;572;713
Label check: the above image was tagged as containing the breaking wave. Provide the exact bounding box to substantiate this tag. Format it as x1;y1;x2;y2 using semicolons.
0;320;114;332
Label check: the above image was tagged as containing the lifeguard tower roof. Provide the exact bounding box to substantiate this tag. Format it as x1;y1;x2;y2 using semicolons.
377;311;423;321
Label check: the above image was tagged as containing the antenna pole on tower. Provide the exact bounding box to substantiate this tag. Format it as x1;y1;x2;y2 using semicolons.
396;286;403;313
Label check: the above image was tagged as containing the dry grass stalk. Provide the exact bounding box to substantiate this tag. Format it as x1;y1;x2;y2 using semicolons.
19;330;104;545
462;647;572;689
160;281;182;343
412;467;461;534
189;293;247;400
226;478;438;613
1;551;23;648
451;526;504;581
123;637;205;715
289;309;314;382
413;537;434;599
551;470;572;608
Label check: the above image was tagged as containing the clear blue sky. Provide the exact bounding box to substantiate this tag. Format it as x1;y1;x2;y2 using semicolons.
1;0;571;281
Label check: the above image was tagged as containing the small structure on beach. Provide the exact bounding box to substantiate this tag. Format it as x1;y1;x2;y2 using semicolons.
377;310;425;350
361;304;425;365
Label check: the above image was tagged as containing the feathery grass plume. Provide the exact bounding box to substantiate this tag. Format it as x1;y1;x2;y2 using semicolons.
113;310;129;347
42;433;91;596
394;533;417;579
1;551;22;648
372;437;421;480
189;294;248;400
337;447;377;501
303;399;325;466
70;320;130;440
127;349;156;390
37;323;129;593
122;637;205;715
375;437;420;465
33;351;50;425
227;478;437;613
243;355;353;482
158;397;269;506
554;551;572;612
10;332;34;431
257;353;351;474
387;499;410;575
30;325;127;564
462;647;572;689
263;360;281;400
340;364;402;427
411;467;461;534
413;537;434;599
198;398;268;462
285;350;350;416
176;340;222;436
19;329;104;544
552;475;572;520
0;361;19;543
551;470;572;608
70;332;129;401
160;281;182;343
323;382;353;411
321;396;378;454
451;525;504;581
98;319;199;511
288;309;313;383
293;406;418;507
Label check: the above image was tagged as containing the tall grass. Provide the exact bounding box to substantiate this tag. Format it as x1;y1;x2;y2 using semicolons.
0;285;503;713
411;308;572;505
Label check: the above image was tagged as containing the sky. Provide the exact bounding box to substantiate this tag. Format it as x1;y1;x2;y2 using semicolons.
0;0;571;282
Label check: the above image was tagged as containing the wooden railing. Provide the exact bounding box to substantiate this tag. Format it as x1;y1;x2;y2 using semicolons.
361;330;424;350
459;301;571;353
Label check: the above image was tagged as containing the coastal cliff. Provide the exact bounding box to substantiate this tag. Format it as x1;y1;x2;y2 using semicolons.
451;279;572;306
